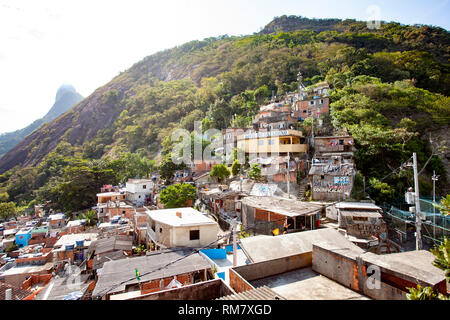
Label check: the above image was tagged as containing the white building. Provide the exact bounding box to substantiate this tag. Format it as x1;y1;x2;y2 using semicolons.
145;207;220;250
125;179;154;206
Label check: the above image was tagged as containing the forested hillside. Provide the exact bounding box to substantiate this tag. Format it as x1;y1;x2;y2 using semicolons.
0;15;449;215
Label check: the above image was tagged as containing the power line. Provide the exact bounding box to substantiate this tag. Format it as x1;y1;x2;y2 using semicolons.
95;156;414;298
94;232;231;299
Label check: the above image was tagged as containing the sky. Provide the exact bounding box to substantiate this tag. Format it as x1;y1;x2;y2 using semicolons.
0;0;449;134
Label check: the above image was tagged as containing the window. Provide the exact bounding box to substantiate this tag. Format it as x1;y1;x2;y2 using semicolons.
258;140;264;146
143;185;147;189
320;99;324;104
159;227;163;233
309;100;315;106
190;230;200;240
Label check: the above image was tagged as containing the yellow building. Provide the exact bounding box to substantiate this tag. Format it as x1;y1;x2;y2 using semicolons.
237;129;308;155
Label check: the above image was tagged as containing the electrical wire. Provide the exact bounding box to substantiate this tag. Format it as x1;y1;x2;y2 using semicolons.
94;232;232;299
95;155;414;298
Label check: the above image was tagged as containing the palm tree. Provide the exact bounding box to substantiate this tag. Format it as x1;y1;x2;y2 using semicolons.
82;210;98;227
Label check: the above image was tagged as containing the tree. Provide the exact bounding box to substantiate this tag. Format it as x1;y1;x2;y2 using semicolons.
81;210;98;227
159;183;197;209
406;285;447;300
368;178;395;204
407;238;449;300
434;195;450;216
158;153;186;181
210;164;230;183
430;237;450;283
248;164;262;181
0;192;9;202
0;202;16;221
231;160;241;177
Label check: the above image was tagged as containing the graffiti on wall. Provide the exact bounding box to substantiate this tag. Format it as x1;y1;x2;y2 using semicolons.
313;176;350;193
346;222;387;240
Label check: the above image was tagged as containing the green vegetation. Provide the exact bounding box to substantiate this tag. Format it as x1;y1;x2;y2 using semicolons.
434;195;450;216
231;160;241;177
0;16;449;211
81;210;98;227
407;237;449;300
210;164;231;183
430;237;450;283
248;164;262;181
159;183;197;208
406;285;448;300
0;202;17;221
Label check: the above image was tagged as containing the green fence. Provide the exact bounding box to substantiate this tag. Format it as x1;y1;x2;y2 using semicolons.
384;202;449;245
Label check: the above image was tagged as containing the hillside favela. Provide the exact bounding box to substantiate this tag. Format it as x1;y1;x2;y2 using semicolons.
0;1;449;310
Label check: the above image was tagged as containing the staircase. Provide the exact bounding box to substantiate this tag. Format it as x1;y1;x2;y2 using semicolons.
298;181;308;200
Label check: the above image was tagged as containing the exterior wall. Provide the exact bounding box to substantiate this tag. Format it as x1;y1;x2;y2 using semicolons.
22;274;52;290
49;219;65;229
294;97;330;120
127;192;152;207
126;181;154;193
172;224;219;248
15;232;32;248
311;174;353;201
312;245;360;291
229;252;312;293
229;268;255;293
97;194;126;204
140;272;194;295
128;279;233;300
238;136;308;154
108;207;135;220
147;214;219;249
15;251;53;266
2;267;53;288
314;136;354;154
243;205;318;236
66;225;85;234
29;234;46;245
311;244;446;300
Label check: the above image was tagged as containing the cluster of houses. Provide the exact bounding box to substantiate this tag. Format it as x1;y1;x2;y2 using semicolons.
0;77;448;300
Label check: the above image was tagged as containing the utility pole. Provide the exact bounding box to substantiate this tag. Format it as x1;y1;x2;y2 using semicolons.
232;219;238;267
413;153;422;251
287;152;290;198
311;117;315;148
432;171;439;241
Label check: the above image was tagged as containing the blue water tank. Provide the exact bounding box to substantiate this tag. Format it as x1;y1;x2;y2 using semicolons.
75;240;85;247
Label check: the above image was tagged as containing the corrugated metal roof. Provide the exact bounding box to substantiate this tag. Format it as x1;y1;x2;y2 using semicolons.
241;196;322;217
340;211;382;218
92;235;133;255
218;286;286;300
92;249;211;297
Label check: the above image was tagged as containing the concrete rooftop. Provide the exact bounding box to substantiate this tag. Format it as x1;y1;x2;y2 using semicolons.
240;228;364;263
251;267;369;300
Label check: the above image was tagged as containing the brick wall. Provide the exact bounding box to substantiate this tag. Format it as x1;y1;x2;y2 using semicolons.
229;268;254;293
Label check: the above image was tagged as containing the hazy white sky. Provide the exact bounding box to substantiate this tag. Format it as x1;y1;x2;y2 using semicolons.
0;0;449;133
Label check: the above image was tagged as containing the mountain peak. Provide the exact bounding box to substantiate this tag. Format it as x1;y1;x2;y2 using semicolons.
55;84;78;102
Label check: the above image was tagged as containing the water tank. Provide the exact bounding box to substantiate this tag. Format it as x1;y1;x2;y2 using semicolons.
75;240;85;247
